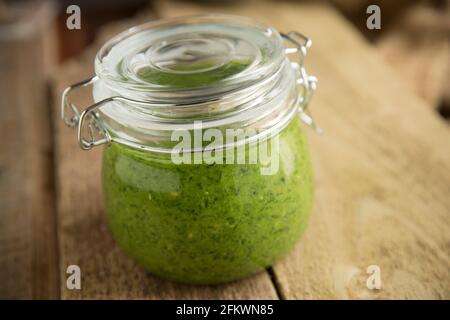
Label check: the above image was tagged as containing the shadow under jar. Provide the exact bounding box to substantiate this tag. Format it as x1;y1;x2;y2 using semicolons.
62;15;319;284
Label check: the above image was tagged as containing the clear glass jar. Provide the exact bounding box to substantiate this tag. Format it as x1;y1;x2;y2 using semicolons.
62;15;318;284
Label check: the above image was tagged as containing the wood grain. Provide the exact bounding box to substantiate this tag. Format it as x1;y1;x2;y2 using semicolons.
52;20;278;300
156;0;450;299
0;2;59;299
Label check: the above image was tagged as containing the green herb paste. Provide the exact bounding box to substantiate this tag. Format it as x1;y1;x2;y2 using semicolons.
102;119;313;284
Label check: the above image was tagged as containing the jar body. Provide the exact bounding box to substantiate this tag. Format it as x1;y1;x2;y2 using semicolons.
102;118;313;284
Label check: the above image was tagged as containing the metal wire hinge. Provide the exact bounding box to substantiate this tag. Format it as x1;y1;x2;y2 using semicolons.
61;76;112;150
282;31;321;134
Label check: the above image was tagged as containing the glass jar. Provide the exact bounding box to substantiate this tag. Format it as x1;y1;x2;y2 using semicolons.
62;15;319;284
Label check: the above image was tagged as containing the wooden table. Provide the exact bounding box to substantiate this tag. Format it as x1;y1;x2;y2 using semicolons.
1;0;449;299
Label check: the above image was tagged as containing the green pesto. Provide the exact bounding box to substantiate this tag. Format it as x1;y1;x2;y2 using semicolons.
102;119;313;284
136;59;251;87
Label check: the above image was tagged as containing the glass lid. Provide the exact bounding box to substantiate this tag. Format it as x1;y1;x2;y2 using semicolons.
95;15;285;103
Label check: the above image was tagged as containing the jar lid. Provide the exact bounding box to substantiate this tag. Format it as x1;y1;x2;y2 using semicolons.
61;15;319;151
95;15;284;104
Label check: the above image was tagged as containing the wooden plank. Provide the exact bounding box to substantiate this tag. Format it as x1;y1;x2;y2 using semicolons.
52;19;278;300
0;1;59;299
156;0;450;299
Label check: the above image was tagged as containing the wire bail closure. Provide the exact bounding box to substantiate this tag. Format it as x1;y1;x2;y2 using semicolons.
61;76;112;150
281;31;321;134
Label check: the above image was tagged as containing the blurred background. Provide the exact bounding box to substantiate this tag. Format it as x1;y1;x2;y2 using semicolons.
0;0;449;300
2;0;448;115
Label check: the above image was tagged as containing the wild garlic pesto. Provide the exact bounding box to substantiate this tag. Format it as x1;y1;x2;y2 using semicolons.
102;119;313;283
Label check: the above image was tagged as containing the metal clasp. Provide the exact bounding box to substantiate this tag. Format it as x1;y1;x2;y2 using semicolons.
282;31;321;134
61;76;112;150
